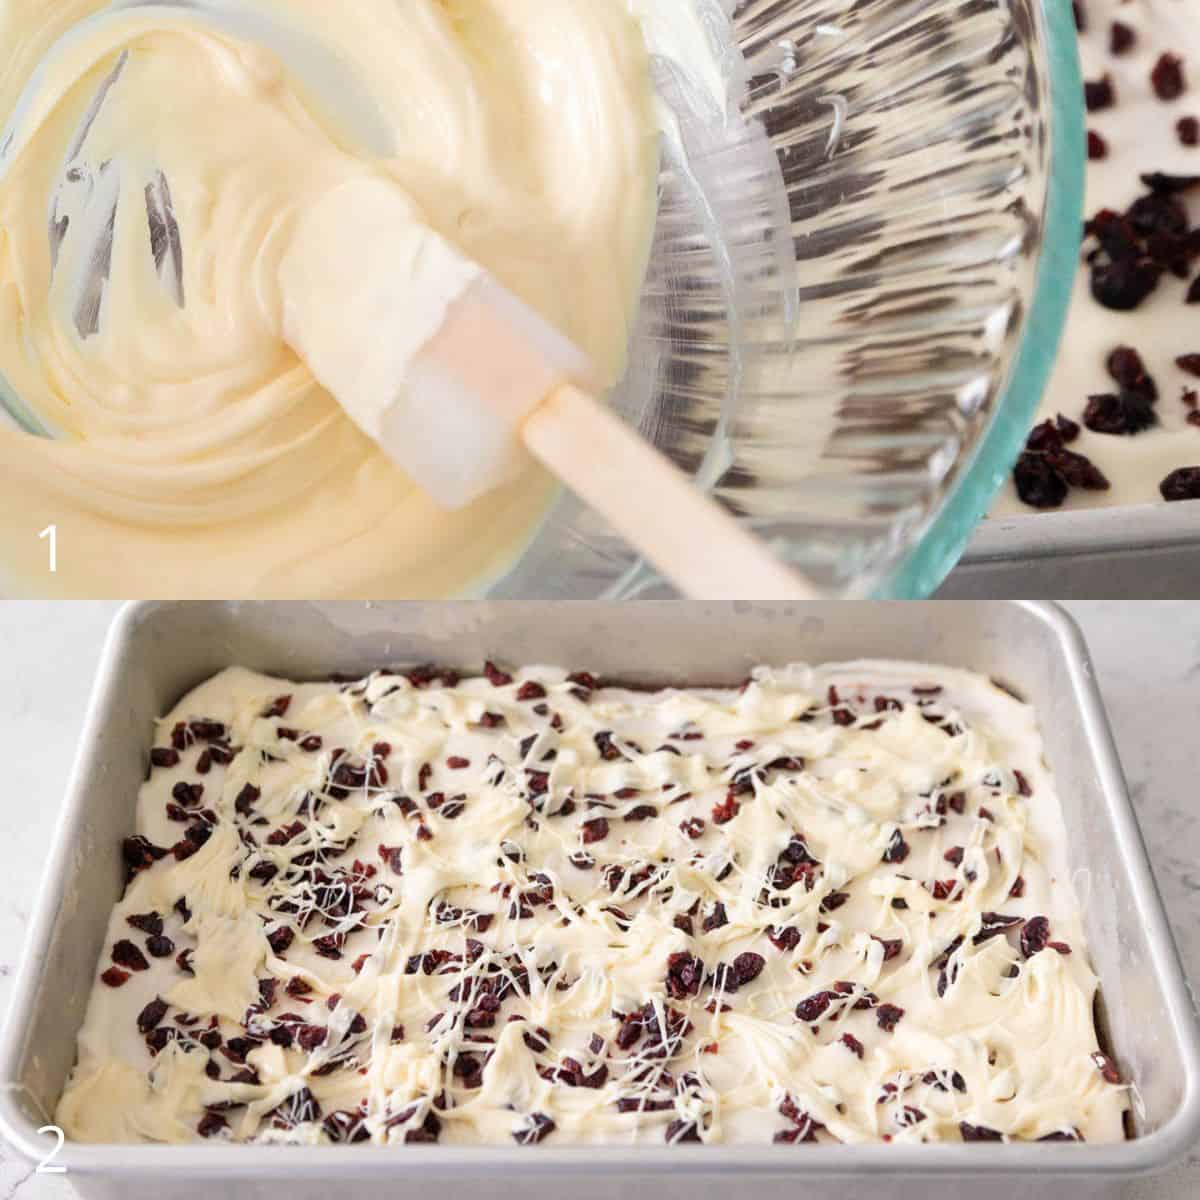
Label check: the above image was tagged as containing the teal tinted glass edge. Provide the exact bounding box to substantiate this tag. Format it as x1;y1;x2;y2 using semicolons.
878;0;1085;600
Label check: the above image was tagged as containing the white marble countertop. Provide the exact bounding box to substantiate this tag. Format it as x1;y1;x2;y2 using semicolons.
0;601;1197;1199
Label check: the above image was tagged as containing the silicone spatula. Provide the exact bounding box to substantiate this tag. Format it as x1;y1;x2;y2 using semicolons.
279;177;815;600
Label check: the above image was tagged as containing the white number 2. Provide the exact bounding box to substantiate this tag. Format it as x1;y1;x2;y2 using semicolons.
38;524;57;573
36;1124;66;1174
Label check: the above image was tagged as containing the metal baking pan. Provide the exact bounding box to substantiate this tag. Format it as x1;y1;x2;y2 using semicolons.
946;507;1200;598
1;600;1197;1199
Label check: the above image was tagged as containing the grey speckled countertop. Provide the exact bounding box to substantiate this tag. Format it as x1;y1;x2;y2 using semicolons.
0;602;1197;1199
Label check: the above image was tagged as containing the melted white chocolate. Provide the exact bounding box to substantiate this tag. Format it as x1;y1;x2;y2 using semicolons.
57;661;1128;1146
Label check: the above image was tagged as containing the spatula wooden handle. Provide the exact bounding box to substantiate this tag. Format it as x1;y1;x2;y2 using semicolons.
521;384;817;600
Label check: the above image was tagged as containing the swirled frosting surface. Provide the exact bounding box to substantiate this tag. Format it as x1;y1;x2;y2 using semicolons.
57;660;1127;1145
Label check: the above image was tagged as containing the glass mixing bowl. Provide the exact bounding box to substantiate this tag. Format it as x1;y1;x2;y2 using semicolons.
493;0;1085;600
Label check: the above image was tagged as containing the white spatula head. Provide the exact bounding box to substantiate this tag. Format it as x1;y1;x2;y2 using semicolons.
279;176;598;510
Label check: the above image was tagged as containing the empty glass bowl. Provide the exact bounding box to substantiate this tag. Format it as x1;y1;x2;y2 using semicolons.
494;0;1084;600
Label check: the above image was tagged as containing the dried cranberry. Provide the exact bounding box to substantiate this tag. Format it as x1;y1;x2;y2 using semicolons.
1087;130;1108;160
1151;54;1186;102
1180;117;1200;147
126;911;163;937
516;681;546;701
121;835;166;879
112;939;149;971
136;997;168;1033
1014;452;1069;508
1083;391;1157;436
876;1003;905;1032
150;748;180;769
840;1033;864;1059
795;990;835;1023
666;952;705;999
581;817;609;844
712;797;740;825
1021;915;1051;958
262;695;292;718
882;829;909;864
1161;466;1200;500
483;661;513;687
514;1113;556;1145
1109;21;1135;55
1084;75;1114;112
146;934;175;958
101;966;130;988
1091;257;1161;311
1141;171;1200;194
960;1122;1004;1142
1092;1052;1123;1084
197;1112;228;1139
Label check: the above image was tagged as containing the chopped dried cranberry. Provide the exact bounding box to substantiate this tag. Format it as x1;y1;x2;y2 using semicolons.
1091;257;1161;311
267;926;294;955
1161;466;1200;500
712;796;740;825
960;1122;1004;1142
483;661;513;687
1180;117;1200;147
820;890;849;913
121;835;166;879
112;939;149;971
624;804;657;822
1084;391;1157;436
1152;54;1186;102
1014;451;1069;508
1087;130;1108;160
581;817;609;844
446;756;470;770
702;902;728;932
795;990;835;1023
665;952;705;999
516;681;546;701
1092;1052;1123;1084
262;695;292;718
126;911;163;937
874;937;903;962
146;934;175;958
197;1112;228;1138
882;829;909;864
150;747;180;769
1021;915;1051;958
1109;20;1135;55
1084;75;1114;112
513;1112;556;1145
876;1004;905;1032
136;997;168;1033
840;1033;865;1059
101;966;130;988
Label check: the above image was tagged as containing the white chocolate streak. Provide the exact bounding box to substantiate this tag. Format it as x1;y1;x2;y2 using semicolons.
57;661;1127;1145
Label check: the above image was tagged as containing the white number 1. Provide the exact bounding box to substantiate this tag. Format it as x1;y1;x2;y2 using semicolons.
38;524;57;573
36;1124;65;1173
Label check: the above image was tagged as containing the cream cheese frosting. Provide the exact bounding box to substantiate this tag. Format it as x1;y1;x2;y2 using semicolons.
57;660;1127;1146
0;0;703;597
